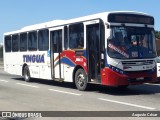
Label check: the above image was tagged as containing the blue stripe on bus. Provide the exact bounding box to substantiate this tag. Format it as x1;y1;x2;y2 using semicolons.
61;57;75;67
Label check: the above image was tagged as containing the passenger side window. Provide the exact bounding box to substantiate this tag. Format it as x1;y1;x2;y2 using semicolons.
20;33;27;51
5;36;11;52
69;23;84;49
28;31;37;51
12;34;19;52
38;29;49;51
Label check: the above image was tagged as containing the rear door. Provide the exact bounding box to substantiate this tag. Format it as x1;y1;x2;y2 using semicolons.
50;27;64;80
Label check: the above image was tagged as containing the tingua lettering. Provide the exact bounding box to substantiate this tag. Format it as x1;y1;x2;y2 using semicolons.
23;54;45;63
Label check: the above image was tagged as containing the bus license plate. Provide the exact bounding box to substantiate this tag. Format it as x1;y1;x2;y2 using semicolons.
136;77;144;80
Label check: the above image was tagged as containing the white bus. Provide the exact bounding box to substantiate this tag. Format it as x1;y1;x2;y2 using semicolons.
3;11;157;90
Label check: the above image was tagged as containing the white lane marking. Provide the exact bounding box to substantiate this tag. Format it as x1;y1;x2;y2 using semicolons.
0;79;9;82
99;98;156;110
16;83;39;88
48;89;81;96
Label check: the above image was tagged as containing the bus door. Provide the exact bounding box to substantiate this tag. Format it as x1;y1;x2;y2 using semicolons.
85;20;105;83
50;27;64;81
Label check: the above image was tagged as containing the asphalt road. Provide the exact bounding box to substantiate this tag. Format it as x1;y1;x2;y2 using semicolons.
0;67;160;120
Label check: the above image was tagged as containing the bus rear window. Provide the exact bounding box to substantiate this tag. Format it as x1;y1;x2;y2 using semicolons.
5;35;11;52
12;34;19;52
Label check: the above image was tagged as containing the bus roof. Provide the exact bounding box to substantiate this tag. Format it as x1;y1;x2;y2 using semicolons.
4;11;153;35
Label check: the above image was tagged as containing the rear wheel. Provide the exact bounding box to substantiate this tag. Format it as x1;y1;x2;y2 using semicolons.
23;66;31;82
75;69;88;91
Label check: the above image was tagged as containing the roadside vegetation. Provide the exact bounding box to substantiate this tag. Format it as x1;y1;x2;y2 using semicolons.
155;30;160;39
0;46;3;58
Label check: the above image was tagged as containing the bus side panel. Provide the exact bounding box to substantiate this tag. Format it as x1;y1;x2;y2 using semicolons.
4;53;19;75
4;52;10;73
29;65;40;78
11;53;17;75
39;65;52;80
60;50;87;82
63;64;74;82
39;54;52;80
27;51;52;80
16;52;25;76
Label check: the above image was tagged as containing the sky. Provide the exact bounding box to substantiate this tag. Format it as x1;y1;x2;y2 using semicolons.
0;0;160;43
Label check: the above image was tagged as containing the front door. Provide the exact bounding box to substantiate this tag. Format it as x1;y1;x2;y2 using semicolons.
50;29;63;80
86;23;101;82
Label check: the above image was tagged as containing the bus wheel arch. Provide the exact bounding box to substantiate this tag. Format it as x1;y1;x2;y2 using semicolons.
73;66;88;91
22;64;31;82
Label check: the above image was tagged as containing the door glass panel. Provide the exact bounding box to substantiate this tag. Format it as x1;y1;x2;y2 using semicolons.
51;30;62;53
50;30;62;79
87;24;100;79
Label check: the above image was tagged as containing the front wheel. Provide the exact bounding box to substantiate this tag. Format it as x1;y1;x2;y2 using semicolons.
23;66;31;82
75;69;88;91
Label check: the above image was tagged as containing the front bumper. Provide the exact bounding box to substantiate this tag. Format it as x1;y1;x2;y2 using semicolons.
101;68;157;86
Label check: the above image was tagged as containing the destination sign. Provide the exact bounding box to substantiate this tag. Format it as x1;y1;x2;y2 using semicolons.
108;13;154;25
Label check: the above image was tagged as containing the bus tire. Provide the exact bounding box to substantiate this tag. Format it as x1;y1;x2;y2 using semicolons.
24;66;31;82
75;69;88;91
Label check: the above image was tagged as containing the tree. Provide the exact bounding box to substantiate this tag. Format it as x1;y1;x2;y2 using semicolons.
155;30;160;39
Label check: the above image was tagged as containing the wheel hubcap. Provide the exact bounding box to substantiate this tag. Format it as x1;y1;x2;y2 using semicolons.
77;73;85;87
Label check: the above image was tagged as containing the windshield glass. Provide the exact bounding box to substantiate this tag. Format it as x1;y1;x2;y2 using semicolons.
107;27;156;59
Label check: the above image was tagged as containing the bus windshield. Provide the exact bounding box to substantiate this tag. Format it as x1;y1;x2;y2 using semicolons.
107;27;156;59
